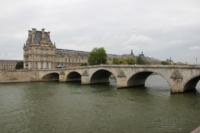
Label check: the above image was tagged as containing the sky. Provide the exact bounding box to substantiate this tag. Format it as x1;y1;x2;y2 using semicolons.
0;0;200;64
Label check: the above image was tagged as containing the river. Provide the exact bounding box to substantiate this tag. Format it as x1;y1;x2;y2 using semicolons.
0;75;200;133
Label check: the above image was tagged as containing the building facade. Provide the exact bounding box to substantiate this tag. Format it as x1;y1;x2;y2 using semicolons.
0;60;21;70
23;28;89;70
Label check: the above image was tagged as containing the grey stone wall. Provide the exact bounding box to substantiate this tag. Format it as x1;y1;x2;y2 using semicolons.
0;70;38;83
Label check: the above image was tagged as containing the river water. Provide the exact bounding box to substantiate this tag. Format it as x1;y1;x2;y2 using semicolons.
0;75;200;133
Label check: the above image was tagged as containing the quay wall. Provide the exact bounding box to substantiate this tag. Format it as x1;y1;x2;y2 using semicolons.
0;70;39;83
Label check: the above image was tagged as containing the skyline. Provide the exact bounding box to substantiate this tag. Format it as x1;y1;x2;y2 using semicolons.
0;0;200;63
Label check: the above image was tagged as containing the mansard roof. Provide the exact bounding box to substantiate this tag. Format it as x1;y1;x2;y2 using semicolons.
25;28;53;46
0;60;22;64
56;48;119;58
56;49;89;56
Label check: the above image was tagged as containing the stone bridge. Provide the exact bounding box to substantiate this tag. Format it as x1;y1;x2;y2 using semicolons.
37;65;200;93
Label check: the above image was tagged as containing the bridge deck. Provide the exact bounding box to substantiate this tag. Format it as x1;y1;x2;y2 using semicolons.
55;65;200;71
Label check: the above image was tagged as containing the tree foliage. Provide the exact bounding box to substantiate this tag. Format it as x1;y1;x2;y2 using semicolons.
136;56;149;65
112;57;136;65
161;59;174;65
126;57;136;65
15;61;24;69
88;47;107;65
112;58;121;64
161;61;171;65
80;63;88;66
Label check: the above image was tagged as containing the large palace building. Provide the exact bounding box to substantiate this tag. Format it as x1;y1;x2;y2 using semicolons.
23;28;89;70
0;28;136;71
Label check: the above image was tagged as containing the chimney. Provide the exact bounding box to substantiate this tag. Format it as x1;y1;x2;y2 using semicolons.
32;28;36;31
31;28;36;43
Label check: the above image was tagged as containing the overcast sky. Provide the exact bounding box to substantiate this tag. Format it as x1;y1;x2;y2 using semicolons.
0;0;200;63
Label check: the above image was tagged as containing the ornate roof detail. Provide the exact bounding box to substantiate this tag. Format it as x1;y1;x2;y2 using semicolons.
56;49;89;56
25;28;54;47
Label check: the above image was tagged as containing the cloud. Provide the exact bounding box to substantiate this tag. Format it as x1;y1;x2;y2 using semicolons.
0;0;200;63
189;46;200;50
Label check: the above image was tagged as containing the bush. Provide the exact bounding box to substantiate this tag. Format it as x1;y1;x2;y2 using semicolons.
80;63;88;66
161;61;172;65
15;61;24;69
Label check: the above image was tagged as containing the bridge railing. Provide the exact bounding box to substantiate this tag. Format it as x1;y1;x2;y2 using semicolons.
61;64;200;70
2;64;200;72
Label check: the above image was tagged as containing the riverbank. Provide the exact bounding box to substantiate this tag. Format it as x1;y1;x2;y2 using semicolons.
0;70;38;83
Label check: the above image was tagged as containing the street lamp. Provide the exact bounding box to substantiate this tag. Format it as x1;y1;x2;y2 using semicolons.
195;57;198;65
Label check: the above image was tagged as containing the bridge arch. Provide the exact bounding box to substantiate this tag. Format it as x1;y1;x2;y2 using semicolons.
66;71;81;83
184;75;200;92
42;72;60;81
127;71;171;89
90;69;117;85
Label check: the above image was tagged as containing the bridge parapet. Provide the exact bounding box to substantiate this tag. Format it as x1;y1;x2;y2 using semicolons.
63;65;200;70
35;65;200;93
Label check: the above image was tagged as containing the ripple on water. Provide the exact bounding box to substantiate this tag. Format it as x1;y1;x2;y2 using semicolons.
0;77;200;133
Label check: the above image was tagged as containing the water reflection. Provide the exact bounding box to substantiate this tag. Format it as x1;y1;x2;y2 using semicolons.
196;82;200;93
0;75;200;133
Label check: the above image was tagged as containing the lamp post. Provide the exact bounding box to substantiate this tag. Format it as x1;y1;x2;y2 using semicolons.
195;57;198;65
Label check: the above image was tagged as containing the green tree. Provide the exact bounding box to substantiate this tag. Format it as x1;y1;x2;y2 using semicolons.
88;47;107;65
161;61;171;65
15;61;24;69
80;63;88;66
126;57;136;65
112;57;136;65
119;58;127;64
161;58;174;65
136;56;148;65
112;58;120;64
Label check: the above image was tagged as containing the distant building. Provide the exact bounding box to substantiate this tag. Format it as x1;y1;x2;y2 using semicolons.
23;28;118;70
0;29;162;71
23;28;90;70
166;57;173;65
131;49;134;56
121;50;135;58
0;60;21;70
139;51;144;57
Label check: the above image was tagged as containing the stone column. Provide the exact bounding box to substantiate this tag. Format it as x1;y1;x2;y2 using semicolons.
34;61;37;69
170;79;184;93
24;61;26;69
38;62;41;69
51;62;54;69
116;70;128;88
116;76;128;88
28;62;31;69
41;62;43;69
81;70;90;84
170;70;184;93
31;29;36;44
49;62;51;69
46;62;49;69
81;76;90;84
43;62;47;69
59;71;66;82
